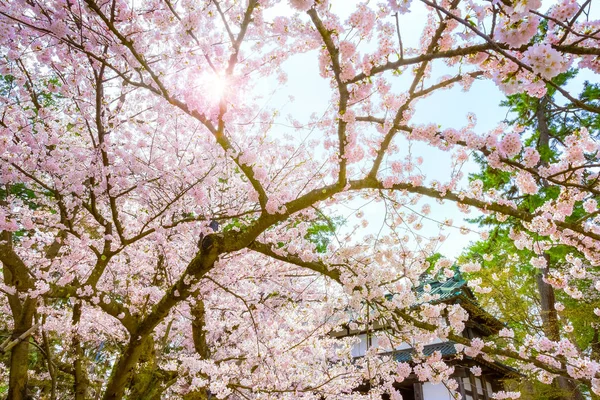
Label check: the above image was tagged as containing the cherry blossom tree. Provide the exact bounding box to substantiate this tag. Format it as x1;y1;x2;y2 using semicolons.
0;0;599;399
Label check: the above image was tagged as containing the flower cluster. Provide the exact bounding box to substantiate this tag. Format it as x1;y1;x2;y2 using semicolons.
523;43;568;80
289;0;314;12
499;133;522;157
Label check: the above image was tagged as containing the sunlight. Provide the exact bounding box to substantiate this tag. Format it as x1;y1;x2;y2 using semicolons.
198;72;228;103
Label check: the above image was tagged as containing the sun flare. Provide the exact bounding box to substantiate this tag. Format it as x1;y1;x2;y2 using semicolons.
198;72;228;103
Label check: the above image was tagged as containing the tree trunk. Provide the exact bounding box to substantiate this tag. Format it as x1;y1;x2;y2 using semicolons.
2;227;36;400
7;299;36;400
192;299;209;359
102;334;156;399
184;298;211;399
102;236;222;400
73;300;89;400
8;338;31;400
536;269;583;399
535;269;560;342
535;102;585;400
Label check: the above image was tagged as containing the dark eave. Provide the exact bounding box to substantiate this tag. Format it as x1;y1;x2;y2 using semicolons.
389;341;521;378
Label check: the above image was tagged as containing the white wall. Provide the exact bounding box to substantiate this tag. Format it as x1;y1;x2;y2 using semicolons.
350;334;446;357
422;382;453;400
351;334;368;357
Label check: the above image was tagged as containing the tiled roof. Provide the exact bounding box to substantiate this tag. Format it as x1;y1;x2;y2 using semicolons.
384;271;506;334
383;271;472;306
394;341;458;362
413;273;469;303
392;341;521;376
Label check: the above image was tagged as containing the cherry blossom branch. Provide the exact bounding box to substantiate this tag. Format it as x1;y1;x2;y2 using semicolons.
204;276;262;358
249;241;341;281
100;232;225;398
418;0;600;115
356;114;600;198
92;58;126;244
347;44;495;84
161;0;218;73
394;12;404;59
388;309;582;382
213;1;236;46
0;234;35;292
0;323;40;354
368;2;462;175
348;178;600;242
367;68;481;179
307;8;350;184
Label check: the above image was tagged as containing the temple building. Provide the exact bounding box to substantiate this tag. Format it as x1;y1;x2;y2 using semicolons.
334;272;519;400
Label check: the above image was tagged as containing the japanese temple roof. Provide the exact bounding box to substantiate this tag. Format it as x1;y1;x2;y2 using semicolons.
414;273;470;302
338;269;506;336
394;341;458;362
393;341;521;377
411;270;506;334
